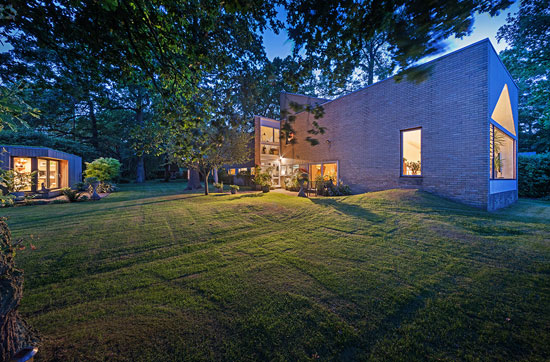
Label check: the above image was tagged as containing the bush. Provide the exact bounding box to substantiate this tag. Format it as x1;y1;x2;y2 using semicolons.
0;169;37;193
0;195;15;207
252;166;272;187
315;176;352;196
73;182;88;192
230;185;240;191
62;187;82;202
84;157;121;182
518;153;550;198
97;182;117;193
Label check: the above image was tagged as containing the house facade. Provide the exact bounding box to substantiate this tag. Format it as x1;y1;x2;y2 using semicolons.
226;39;518;211
0;146;82;197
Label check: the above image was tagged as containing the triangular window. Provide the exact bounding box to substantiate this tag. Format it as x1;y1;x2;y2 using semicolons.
491;84;515;136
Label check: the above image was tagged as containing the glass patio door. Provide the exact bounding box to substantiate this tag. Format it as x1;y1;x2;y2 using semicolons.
37;158;60;189
49;160;59;189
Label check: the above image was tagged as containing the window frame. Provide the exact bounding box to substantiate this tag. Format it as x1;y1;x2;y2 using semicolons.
400;127;422;178
308;161;339;182
490;123;516;180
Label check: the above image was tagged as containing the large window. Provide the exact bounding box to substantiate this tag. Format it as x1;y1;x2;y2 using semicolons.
12;157;32;191
401;128;422;176
309;162;338;181
261;126;279;143
490;125;516;179
37;158;60;189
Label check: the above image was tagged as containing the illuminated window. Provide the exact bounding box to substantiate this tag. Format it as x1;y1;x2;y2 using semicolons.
401;128;422;176
322;163;337;180
309;162;338;182
261;145;279;155
37;158;60;189
309;164;322;181
38;158;48;189
228;169;236;175
49;160;59;188
261;126;274;143
490;125;516;179
12;157;33;191
261;126;280;143
491;84;515;136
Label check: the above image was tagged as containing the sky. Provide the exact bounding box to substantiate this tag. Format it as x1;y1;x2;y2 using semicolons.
262;2;520;61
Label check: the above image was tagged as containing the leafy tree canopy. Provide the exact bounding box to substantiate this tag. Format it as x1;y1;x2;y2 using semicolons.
497;0;550;152
284;0;514;84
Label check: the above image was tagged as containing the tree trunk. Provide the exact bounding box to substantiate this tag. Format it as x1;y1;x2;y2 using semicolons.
88;100;99;149
185;169;202;190
204;170;210;195
135;92;145;183
164;162;170;182
213;169;219;183
136;155;145;183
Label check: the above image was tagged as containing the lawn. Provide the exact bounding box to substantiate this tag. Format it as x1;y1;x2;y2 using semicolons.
4;181;550;361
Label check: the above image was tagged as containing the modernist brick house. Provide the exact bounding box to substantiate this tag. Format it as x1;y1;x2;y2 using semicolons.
0;146;82;197
226;39;518;210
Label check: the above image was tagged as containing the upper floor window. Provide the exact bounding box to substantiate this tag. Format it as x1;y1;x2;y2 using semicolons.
261;126;279;143
490;124;516;179
401;128;422;176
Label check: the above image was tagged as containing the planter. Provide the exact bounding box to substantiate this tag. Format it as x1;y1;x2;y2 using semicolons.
262;185;270;193
231;189;237;194
90;181;101;200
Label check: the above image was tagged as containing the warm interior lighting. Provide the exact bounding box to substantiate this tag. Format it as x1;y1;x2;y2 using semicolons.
12;157;33;191
491;84;516;136
402;129;421;176
322;163;337;180
491;125;515;179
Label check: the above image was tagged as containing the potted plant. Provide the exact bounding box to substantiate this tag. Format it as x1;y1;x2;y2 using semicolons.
213;182;224;193
253;170;271;193
85;177;101;200
230;184;239;194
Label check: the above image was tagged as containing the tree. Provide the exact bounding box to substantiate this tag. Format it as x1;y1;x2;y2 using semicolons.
284;0;514;84
0;82;39;132
497;0;550;152
167;115;251;195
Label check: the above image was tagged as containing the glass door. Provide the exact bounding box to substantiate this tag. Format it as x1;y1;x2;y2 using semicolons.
38;158;48;189
49;160;59;189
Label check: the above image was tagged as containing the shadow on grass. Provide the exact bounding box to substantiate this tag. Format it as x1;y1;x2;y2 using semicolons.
10;194;205;228
310;197;385;223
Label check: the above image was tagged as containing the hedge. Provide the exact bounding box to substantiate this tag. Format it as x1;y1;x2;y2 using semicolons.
518;153;550;198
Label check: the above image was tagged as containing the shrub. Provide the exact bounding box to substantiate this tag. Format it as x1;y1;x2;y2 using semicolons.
230;185;240;191
97;182;117;193
84;157;121;182
314;176;352;196
73;182;88;192
0;169;37;193
0;195;15;207
253;166;272;187
62;187;82;202
518;153;550;198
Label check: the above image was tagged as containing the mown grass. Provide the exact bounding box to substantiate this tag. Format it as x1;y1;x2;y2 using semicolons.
3;181;550;361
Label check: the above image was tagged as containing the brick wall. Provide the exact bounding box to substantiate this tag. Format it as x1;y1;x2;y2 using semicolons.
281;41;491;208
